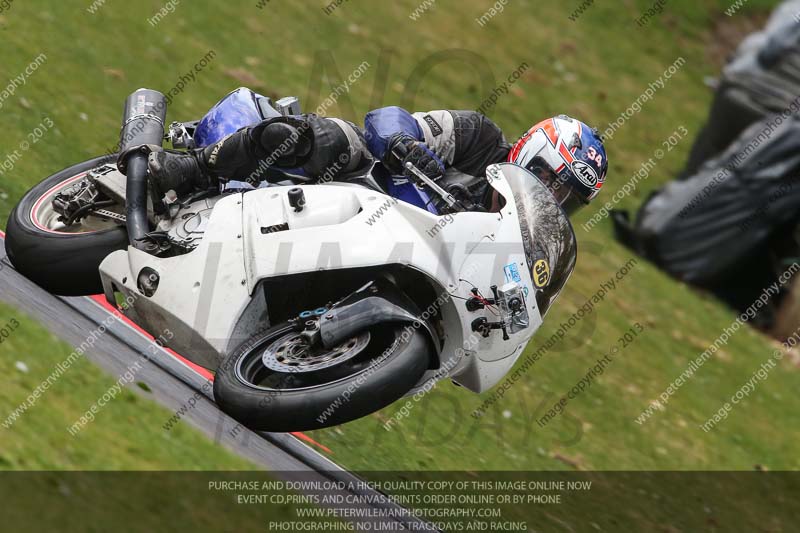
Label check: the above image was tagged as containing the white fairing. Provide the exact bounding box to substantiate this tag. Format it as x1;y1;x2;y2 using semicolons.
99;164;559;393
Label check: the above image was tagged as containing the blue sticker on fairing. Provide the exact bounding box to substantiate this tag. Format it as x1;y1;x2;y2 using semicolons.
504;263;522;283
504;263;530;297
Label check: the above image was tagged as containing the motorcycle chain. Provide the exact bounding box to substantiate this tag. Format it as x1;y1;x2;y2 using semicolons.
90;208;126;223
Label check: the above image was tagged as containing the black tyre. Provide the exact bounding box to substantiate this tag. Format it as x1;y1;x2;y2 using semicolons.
5;155;128;296
213;321;431;432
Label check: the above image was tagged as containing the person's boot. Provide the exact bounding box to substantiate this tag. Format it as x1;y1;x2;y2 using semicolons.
148;128;267;196
147;150;213;197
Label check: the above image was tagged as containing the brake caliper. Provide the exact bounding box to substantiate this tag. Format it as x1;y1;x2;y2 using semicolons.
297;307;330;346
52;178;101;225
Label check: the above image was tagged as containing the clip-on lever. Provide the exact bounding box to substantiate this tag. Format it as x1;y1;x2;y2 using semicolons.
404;162;462;210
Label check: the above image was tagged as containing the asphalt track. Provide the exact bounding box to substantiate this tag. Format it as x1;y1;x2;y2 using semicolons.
0;229;435;531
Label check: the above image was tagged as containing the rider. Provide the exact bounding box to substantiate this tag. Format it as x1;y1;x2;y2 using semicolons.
144;107;608;215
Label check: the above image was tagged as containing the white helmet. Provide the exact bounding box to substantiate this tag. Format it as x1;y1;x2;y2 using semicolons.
508;115;608;215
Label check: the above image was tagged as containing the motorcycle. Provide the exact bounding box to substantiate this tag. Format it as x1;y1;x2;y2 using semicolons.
5;87;577;431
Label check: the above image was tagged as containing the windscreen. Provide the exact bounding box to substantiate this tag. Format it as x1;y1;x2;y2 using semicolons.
495;163;578;316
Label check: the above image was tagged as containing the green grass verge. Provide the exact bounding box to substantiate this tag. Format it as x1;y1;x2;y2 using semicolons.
0;301;255;469
0;302;338;529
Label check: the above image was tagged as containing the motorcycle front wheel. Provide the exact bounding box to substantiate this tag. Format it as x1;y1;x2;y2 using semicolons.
213;321;431;432
5;155;128;296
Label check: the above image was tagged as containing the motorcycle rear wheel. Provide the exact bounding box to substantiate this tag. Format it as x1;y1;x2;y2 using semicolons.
213;321;431;432
5;155;128;296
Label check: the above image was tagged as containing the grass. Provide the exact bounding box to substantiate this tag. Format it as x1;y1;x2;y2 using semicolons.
0;301;256;469
0;0;796;481
0;301;334;529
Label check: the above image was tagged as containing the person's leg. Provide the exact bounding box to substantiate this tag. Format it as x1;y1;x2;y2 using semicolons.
147;116;313;194
147;115;371;193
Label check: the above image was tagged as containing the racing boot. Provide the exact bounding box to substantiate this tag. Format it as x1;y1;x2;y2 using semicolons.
147;150;213;197
146;127;273;196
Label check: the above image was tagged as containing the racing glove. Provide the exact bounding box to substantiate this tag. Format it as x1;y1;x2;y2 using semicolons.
387;134;446;183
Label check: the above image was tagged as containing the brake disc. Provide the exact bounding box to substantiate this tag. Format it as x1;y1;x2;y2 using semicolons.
261;330;371;373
